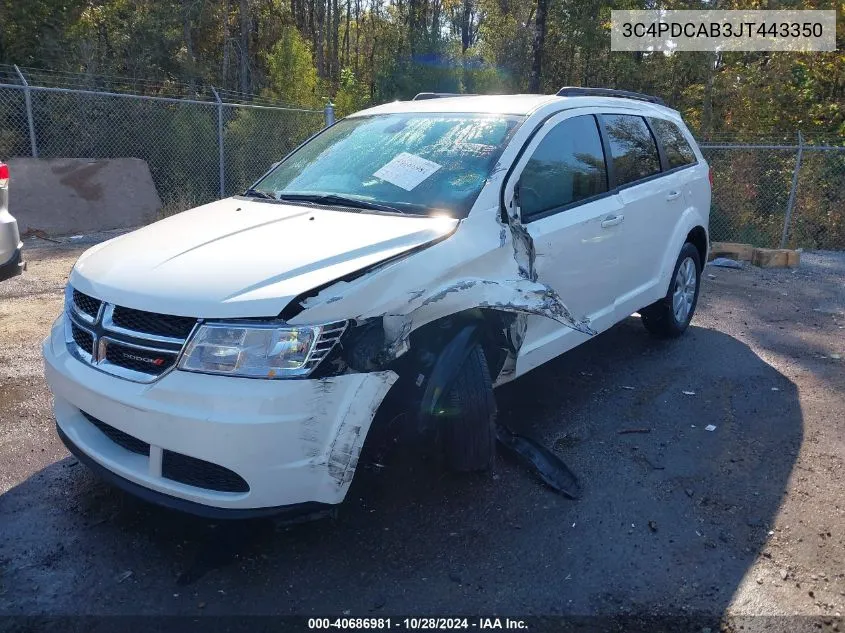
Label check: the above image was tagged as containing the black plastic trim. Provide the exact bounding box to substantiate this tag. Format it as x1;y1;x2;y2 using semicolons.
643;116;670;172
412;92;477;100
419;323;483;417
0;244;23;282
556;87;666;106
56;424;332;520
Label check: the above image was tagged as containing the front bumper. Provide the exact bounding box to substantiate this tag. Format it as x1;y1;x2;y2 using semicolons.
0;243;24;282
43;317;397;516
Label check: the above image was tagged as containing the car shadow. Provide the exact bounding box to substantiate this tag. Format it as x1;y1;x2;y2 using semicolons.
0;317;802;623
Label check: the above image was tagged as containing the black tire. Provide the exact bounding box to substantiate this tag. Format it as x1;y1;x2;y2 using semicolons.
438;345;497;472
640;242;702;338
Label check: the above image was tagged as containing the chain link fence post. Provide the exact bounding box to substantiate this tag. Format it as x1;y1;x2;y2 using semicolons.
211;86;225;198
324;101;335;127
14;65;38;157
780;130;804;249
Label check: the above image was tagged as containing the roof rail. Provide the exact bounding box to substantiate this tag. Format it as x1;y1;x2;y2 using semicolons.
555;87;666;106
412;92;477;101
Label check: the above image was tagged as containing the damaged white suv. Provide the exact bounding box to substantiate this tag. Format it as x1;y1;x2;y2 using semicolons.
44;88;710;518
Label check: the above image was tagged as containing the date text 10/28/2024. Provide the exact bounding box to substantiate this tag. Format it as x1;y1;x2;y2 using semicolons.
308;618;529;630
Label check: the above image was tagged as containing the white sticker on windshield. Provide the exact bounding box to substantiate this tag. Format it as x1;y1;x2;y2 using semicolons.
373;152;441;191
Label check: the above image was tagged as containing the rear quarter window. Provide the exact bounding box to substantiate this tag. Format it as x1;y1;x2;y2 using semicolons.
648;117;697;169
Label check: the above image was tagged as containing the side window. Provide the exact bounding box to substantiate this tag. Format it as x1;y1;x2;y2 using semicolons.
602;114;661;186
648;117;697;169
518;115;607;219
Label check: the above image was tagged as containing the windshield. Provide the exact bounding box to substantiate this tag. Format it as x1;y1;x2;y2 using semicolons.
249;113;522;218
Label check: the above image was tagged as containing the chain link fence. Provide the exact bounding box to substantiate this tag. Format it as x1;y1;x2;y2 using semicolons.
0;65;327;214
1;66;843;249
701;138;845;251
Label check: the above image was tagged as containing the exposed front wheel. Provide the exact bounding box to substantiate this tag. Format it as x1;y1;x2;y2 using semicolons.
641;242;702;338
438;344;497;472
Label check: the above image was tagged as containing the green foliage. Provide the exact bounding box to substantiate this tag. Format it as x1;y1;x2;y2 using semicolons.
224;106;324;195
1;0;842;247
263;27;321;108
333;67;369;116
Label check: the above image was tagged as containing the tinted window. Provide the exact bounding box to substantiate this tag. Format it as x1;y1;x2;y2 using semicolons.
649;117;697;169
602;114;661;186
519;115;607;218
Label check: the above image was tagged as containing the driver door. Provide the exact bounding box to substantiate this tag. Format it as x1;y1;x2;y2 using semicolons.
503;112;623;373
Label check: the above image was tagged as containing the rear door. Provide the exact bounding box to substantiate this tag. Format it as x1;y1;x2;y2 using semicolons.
503;112;622;372
647;115;702;225
597;113;668;318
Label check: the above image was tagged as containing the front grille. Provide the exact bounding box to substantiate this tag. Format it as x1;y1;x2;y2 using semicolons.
111;306;197;339
81;411;150;456
104;341;178;375
70;322;94;355
162;451;249;493
66;284;196;383
72;290;101;319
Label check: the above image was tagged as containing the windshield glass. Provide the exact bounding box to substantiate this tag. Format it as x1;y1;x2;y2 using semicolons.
250;113;522;217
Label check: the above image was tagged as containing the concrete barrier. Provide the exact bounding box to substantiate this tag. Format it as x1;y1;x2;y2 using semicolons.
6;158;161;236
751;247;801;268
708;241;801;268
708;241;754;262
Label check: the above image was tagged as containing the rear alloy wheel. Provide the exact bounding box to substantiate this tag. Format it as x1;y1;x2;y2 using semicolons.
641;242;701;338
438;344;497;472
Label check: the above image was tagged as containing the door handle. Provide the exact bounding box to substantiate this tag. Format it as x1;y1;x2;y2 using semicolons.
601;214;624;228
666;190;682;201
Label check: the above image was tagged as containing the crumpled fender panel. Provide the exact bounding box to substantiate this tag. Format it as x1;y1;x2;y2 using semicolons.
289;206;595;363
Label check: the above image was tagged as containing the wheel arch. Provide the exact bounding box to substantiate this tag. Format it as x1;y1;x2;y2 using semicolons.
686;225;709;269
658;210;709;293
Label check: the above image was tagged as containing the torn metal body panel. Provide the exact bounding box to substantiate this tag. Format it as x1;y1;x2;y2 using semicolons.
291;203;596;385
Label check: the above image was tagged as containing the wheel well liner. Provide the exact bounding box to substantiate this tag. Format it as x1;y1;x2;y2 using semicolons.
686;226;708;268
388;309;514;422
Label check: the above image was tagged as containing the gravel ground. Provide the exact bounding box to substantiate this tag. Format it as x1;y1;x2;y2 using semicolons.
0;237;843;630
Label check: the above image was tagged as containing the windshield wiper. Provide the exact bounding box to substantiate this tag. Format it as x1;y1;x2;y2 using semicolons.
276;193;405;214
242;188;276;200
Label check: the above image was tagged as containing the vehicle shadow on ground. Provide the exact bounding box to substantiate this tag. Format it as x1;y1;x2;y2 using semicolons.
0;318;802;620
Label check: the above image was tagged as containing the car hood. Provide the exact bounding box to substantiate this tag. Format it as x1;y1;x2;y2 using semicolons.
70;198;458;318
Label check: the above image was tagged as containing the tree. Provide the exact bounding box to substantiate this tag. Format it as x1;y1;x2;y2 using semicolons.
529;0;547;92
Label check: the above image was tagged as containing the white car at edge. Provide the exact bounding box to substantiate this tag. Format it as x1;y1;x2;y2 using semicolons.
0;161;24;283
43;88;710;518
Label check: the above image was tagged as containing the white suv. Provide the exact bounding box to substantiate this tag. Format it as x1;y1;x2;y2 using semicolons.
43;88;710;518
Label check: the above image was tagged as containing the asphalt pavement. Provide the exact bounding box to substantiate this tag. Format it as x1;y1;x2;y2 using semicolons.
1;240;843;630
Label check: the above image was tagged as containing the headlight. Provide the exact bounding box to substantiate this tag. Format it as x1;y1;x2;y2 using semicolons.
178;321;345;379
